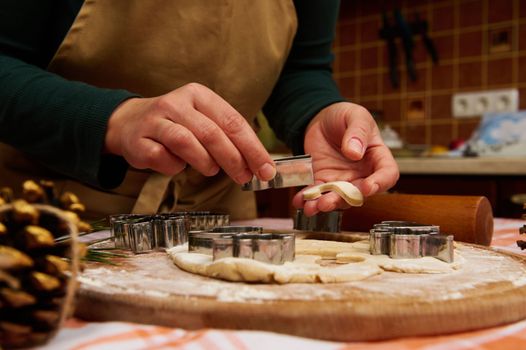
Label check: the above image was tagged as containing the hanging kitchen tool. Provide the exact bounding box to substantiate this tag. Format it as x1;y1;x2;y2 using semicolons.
379;9;439;89
379;10;400;88
394;9;417;82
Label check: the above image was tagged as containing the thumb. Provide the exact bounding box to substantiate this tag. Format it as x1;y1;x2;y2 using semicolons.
342;111;373;161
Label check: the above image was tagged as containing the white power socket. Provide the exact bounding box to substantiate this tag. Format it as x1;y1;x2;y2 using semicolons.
452;88;519;118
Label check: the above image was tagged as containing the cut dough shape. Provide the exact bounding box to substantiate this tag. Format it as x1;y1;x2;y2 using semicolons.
168;239;461;284
303;181;363;206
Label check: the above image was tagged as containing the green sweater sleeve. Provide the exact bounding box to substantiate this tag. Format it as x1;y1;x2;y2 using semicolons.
263;0;346;155
0;0;135;189
0;54;135;188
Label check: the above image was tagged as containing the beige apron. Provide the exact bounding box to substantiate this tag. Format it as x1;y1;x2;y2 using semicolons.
0;0;297;220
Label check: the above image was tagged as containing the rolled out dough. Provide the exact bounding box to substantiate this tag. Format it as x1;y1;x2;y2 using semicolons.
167;239;462;284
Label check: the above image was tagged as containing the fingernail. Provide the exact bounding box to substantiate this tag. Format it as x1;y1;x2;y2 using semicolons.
349;138;364;155
258;163;276;181
235;169;253;184
369;183;379;195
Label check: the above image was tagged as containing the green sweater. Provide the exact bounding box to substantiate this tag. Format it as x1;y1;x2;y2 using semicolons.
0;0;344;189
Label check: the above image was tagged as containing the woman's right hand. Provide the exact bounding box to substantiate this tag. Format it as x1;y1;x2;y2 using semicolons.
104;83;276;184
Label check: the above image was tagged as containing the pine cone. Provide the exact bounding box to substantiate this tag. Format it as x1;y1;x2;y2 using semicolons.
0;201;81;348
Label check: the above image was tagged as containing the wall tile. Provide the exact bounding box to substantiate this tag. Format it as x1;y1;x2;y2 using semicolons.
431;4;455;32
360;46;379;70
487;58;513;86
412;40;430;64
382;69;400;95
383;98;402;122
458;119;481;141
359;72;379;96
458;61;483;88
358;0;386;17
360;18;381;44
488;0;513;23
430;123;453;146
407;67;427;92
459;31;483;57
433;35;455;60
361;99;382;112
459;0;483;27
337;77;356;99
520;0;526;19
339;50;358;74
518;23;526;51
518;56;526;84
339;23;357;46
430;94;453;119
431;63;454;90
405;123;427;144
339;1;359;21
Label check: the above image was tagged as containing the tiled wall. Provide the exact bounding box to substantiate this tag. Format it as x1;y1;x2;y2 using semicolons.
334;0;526;147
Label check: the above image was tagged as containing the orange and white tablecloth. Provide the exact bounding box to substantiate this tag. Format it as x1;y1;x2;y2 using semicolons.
35;218;526;350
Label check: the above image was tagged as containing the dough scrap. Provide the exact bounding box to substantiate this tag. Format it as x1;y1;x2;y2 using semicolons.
303;181;363;206
168;239;461;284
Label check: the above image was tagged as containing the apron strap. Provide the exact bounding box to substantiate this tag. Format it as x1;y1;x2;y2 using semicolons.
132;173;172;214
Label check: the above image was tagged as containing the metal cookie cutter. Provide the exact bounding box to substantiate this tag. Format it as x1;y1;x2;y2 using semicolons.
109;211;229;253
186;211;230;230
293;208;342;232
109;214;152;251
188;226;263;255
152;213;189;249
242;154;314;191
369;221;454;262
188;226;295;265
110;213;187;253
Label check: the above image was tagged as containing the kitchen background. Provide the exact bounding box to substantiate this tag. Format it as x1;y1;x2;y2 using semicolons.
334;0;524;148
257;0;526;218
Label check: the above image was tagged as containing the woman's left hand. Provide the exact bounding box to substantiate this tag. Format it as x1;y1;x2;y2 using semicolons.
292;102;399;216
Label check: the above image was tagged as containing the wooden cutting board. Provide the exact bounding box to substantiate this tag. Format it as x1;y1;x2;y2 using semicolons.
75;232;526;342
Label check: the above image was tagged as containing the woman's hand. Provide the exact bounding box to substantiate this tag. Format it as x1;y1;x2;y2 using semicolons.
292;102;399;216
104;83;276;184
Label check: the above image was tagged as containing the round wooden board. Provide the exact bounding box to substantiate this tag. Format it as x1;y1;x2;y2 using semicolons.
75;242;526;342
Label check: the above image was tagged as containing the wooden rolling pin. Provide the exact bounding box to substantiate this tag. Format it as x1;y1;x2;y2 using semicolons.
341;193;494;246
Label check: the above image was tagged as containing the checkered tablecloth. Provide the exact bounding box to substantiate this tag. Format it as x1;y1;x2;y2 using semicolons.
35;218;526;350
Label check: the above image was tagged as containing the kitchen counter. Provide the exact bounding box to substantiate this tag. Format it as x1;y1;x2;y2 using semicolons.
393;157;526;217
396;157;526;175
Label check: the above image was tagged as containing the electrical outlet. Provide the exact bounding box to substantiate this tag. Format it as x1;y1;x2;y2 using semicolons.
452;89;519;118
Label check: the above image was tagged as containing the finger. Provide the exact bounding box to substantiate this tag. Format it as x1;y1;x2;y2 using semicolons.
315;191;350;212
292;179;325;208
302;199;320;216
341;108;374;161
361;165;399;196
296;187;351;213
126;138;187;175
359;146;399;196
292;190;305;209
154;118;220;177
171;107;253;184
292;181;326;215
190;86;276;181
